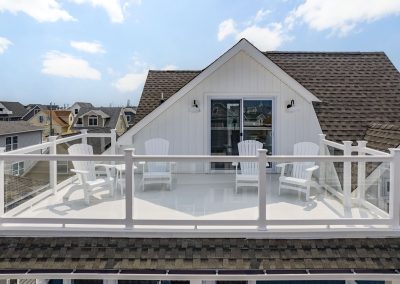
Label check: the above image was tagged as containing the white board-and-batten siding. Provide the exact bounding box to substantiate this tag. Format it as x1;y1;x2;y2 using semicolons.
120;51;322;171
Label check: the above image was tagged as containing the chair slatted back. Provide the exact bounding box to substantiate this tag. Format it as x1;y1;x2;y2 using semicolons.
292;142;319;179
145;138;169;172
68;144;96;181
238;140;263;175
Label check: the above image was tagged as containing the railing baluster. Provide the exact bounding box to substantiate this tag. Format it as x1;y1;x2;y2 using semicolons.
124;148;134;229
343;141;352;209
389;148;400;229
318;134;326;186
49;136;58;195
357;141;367;205
0;147;5;216
257;149;268;230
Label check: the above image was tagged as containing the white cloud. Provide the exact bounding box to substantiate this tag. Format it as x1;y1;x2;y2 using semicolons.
287;0;400;36
253;9;271;24
0;37;11;54
218;19;237;41
70;41;106;54
162;64;178;70
113;71;147;93
42;51;101;80
70;0;141;23
218;15;288;50
237;23;287;50
0;0;75;22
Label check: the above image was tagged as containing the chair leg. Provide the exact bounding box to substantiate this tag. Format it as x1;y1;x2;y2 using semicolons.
306;184;310;201
278;181;281;196
84;186;90;205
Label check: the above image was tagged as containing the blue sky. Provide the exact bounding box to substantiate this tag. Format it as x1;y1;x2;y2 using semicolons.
0;0;399;107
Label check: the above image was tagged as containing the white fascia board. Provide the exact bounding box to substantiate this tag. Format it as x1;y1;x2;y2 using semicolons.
121;39;320;141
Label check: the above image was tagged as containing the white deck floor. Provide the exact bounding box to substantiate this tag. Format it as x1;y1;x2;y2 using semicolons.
13;174;385;225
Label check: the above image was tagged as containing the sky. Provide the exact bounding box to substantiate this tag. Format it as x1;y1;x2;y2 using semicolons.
0;0;399;107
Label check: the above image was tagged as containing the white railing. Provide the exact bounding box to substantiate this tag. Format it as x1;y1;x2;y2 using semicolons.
0;132;399;232
0;129;117;215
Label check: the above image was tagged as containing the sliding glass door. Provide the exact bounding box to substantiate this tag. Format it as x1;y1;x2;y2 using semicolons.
210;98;273;170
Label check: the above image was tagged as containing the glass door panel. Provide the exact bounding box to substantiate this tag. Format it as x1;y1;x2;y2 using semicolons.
210;99;241;170
243;100;273;167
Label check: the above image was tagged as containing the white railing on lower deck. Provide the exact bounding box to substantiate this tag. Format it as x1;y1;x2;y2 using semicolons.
0;141;399;232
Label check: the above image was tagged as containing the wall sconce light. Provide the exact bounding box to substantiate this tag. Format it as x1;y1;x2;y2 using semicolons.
190;99;200;113
286;99;297;112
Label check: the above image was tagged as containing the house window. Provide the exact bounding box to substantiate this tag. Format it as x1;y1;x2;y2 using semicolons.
39;115;44;123
5;136;18;151
126;114;131;122
12;161;24;176
34;109;40;115
88;115;98;126
74;109;78;115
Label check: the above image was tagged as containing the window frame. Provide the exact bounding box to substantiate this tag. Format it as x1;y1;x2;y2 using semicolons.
88;115;98;126
5;135;18;151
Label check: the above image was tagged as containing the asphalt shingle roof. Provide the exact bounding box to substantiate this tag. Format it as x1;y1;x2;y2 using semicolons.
0;121;43;136
0;237;399;271
133;70;200;125
0;101;28;117
133;52;400;146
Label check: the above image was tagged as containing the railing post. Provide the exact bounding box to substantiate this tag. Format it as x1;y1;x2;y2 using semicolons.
124;148;134;229
389;148;400;229
318;134;326;185
80;129;88;144
357;140;367;205
49;136;58;194
257;149;268;230
0;147;5;216
343;141;353;209
110;129;117;155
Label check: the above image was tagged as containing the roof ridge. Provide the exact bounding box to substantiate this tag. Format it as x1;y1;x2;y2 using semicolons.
264;51;385;55
148;70;201;73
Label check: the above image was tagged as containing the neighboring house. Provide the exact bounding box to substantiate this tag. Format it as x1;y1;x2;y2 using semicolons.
123;106;137;127
22;104;60;121
29;110;72;139
0;121;43;176
0;101;28;121
69;101;94;117
73;106;129;153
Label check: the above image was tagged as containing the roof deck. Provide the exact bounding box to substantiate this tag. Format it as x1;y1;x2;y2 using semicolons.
0;130;398;236
11;173;384;226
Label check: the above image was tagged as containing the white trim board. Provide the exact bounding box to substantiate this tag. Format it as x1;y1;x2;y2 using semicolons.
119;39;320;143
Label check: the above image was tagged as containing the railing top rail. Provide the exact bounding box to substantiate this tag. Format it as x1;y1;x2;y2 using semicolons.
322;139;345;151
4;142;53;154
55;133;86;145
0;153;392;163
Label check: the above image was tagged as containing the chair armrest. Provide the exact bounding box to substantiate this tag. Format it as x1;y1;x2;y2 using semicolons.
305;165;319;172
138;161;146;165
94;163;114;169
232;162;238;167
70;169;89;175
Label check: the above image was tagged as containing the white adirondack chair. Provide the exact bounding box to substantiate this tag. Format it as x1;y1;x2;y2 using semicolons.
64;144;114;205
141;138;172;191
277;142;320;201
233;140;264;193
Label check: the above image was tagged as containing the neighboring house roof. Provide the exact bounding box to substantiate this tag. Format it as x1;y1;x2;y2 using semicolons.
73;102;94;108
38;110;70;127
0;101;27;117
363;122;400;152
0;237;398;271
133;49;400;146
73;107;123;133
0;121;43;136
